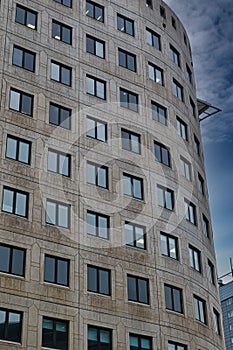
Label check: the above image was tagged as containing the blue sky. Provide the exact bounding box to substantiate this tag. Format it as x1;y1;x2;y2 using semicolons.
165;0;233;278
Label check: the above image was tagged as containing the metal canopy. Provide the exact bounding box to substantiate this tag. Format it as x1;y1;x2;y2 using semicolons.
197;98;222;122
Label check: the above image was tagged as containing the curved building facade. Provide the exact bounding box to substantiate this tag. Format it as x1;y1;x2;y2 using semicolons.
0;0;225;349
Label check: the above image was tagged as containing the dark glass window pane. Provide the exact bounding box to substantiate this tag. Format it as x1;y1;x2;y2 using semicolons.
86;37;94;54
95;6;103;22
0;310;6;339
119;51;126;67
57;259;68;286
120;90;128;108
42;318;54;348
138;279;148;303
18;141;30;163
86;2;94;18
44;256;55;283
99;269;109;295
15;192;27;217
11;249;25;276
24;52;34;71
63;0;72;7
61;67;71;86
26;12;37;29
0;246;10;272
16;6;25;25
48;150;57;173
87;212;96;235
49;104;59;125
62;27;71;44
173;288;182;312
128;55;135;71
8;312;21;342
88;266;97;292
13;47;23;67
21;94;32;115
2;189;14;213
117;16;124;31
56;321;68;350
126;20;133;35
133;178;142;199
98;216;108;238
98;167;107;188
52;22;60;39
128;276;137;301
6;137;17;160
165;286;172;309
60;108;70;129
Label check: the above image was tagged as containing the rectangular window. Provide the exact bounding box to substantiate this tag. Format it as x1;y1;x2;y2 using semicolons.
87;162;108;189
146;28;161;50
6;135;31;164
118;49;136;72
2;187;28;218
180;157;191;180
86;35;105;58
51;61;71;86
185;200;196;225
0;244;25;276
121;129;141;154
207;260;215;284
44;255;69;287
154;142;170;167
194;135;200;155
168;341;187;350
198;173;205;195
157;186;174;211
87;265;110;295
177;117;188;141
86;1;104;23
125;222;146;249
202;214;210;238
173;79;183;101
48;149;70;177
129;334;152;350
49;103;71;130
86;75;106;99
86;117;107;142
123;173;143;200
160;233;178;260
9;88;33;116
171;17;176;29
42;317;68;350
160;6;166;18
0;308;22;343
186;64;192;83
190;97;196;117
228;311;233;318
227;298;233;306
213;309;221;335
54;0;72;8
146;0;153;9
151;101;167;125
164;284;183;313
120;88;138;112
52;20;72;45
117;14;134;36
46;199;70;229
15;4;37;30
194;296;207;324
148;62;163;85
170;45;180;66
189;245;201;272
87;211;109;239
127;275;149;304
12;46;35;72
88;326;111;350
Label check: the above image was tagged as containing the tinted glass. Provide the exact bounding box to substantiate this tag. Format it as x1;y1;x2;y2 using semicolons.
88;266;97;292
15;192;27;216
21;93;32;115
0;246;10;272
46;201;56;225
8;312;21;342
61;66;71;86
138;279;148;303
99;269;109;294
18;141;30;163
96;81;105;99
60;107;71;129
48;150;58;173
52;22;60;39
15;6;25;25
9;90;20;111
173;288;182;312
42;318;54;348
62;27;71;44
26;11;37;29
57;259;69;286
86;36;95;54
12;248;25;276
2;189;14;213
127;276;137;301
44;256;55;283
133;178;142;199
87;212;96;235
13;47;23;67
0;310;6;339
58;204;69;228
123;175;132;196
49;104;59;125
6;137;17;160
24;51;34;71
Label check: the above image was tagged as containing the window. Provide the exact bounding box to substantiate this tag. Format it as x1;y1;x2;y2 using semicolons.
46;200;70;229
6;135;31;164
154;142;170;167
171;17;176;29
15;4;37;30
48;149;70;177
118;49;136;72
54;0;72;8
180;157;191;180
186;64;192;83
120;88;138;112
170;45;180;66
227;298;233;306
157;186;174;211
123;173;143;200
2;187;28;218
213;312;220;335
9;88;33;116
42;317;68;350
172;79;183;101
88;326;111;350
183;34;187;46
190;97;196;117
151;101;167;125
127;275;149;304
177;117;188;141
160;6;166;19
86;75;106;99
86;1;104;23
86;117;107;142
49;103;71;130
0;308;22;343
129;334;152;350
164;285;183;313
168;341;187;350
185;200;196;225
44;255;69;287
207;260;215;284
194;135;200;155
160;233;178;260
230;324;233;330
189;245;201;272
86;35;105;58
117;14;134;36
121;129;140;154
146;28;161;50
194;296;207;324
0;244;25;276
51;61;71;86
87;211;109;239
52;20;72;45
12;46;35;72
125;222;146;249
87;265;110;295
202;214;210;238
228;311;233;318
87;162;108;189
148;62;163;85
198;173;205;195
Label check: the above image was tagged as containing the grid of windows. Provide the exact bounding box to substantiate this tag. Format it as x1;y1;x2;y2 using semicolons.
151;101;167;125
6;135;31;164
146;28;161;50
177;117;188;141
42;317;68;350
119;49;136;72
148;62;163;85
48;149;70;177
123;173;143;200
54;0;72;7
44;255;69;287
88;326;111;350
15;4;37;30
2;187;29;218
51;61;71;86
180;157;191;180
125;222;146;249
120;88;138;112
49;103;71;129
0;308;22;343
0;244;25;277
173;79;183;101
157;186;174;211
129;334;152;350
189;245;201;272
194;296;207;324
121;129;141;154
52;20;72;45
86;117;107;142
86;1;104;22
87;211;109;239
9;88;33;116
117;14;134;36
87;265;111;295
12;46;35;72
86;75;106;99
127;275;149;304
185;201;196;225
87;162;108;189
86;35;105;58
164;284;183;313
160;233;178;260
154;142;170;166
46;199;70;229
